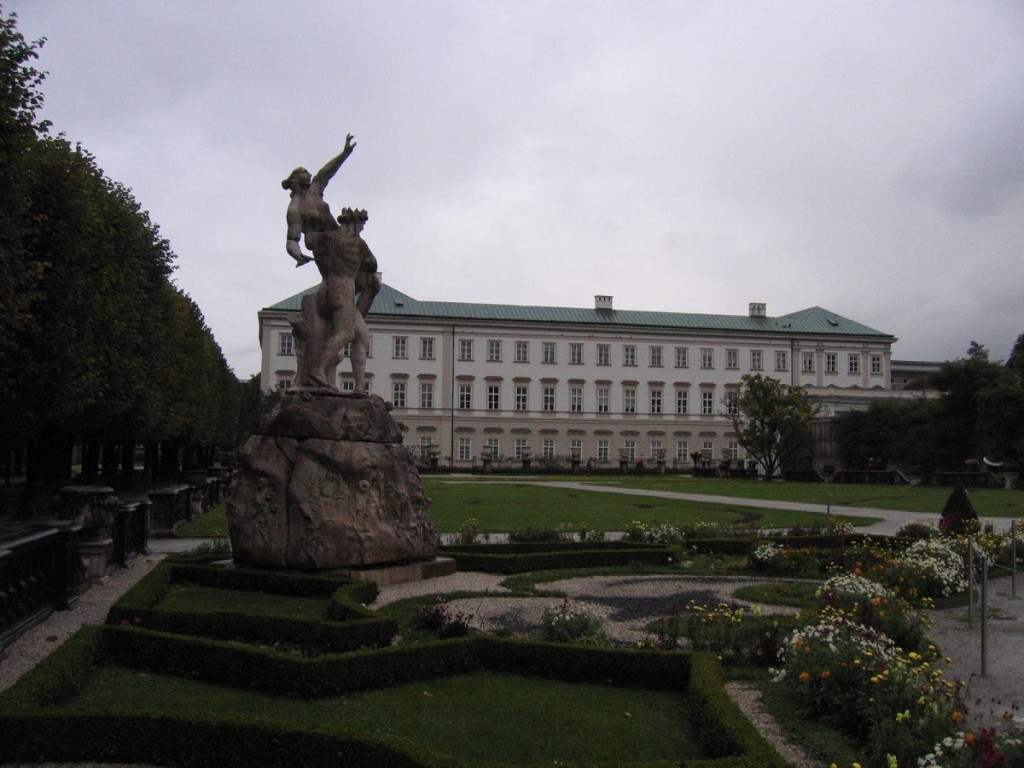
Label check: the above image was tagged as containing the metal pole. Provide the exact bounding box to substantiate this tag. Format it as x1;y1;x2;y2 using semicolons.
980;551;988;677
967;538;974;629
1012;519;1018;600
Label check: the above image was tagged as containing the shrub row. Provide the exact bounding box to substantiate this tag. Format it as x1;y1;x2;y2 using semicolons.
1;628;785;768
107;562;395;655
685;654;789;768
440;543;675;573
0;711;450;768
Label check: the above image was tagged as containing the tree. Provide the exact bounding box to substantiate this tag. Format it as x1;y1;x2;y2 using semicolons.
730;373;822;480
0;8;49;389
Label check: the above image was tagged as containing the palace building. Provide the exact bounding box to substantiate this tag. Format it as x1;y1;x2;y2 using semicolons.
258;283;900;470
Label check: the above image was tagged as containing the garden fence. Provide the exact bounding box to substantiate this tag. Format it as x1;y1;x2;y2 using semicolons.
965;521;1019;677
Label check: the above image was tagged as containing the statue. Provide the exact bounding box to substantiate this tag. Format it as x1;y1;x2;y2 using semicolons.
225;134;441;575
281;135;377;392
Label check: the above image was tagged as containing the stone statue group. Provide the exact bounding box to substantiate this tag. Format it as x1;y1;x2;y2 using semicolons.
281;134;380;392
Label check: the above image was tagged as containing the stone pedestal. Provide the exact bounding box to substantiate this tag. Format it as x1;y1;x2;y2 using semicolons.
80;537;114;584
227;391;438;571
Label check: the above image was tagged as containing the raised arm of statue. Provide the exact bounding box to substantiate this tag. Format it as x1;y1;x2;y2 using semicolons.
312;134;357;192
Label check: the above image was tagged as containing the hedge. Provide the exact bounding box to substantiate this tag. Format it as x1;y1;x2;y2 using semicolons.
439;543;675;573
106;561;393;654
2;629;788;768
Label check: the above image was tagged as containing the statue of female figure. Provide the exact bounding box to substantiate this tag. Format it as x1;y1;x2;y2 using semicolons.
281;135;369;391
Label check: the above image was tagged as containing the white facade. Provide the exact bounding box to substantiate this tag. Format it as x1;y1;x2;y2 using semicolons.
259;285;897;469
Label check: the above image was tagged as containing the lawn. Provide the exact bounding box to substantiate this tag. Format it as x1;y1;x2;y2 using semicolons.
174;476;1022;539
422;479;877;533
567;475;1023;517
72;666;703;765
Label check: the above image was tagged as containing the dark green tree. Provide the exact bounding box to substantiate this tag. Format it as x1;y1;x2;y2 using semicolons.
730;373;822;480
939;483;979;536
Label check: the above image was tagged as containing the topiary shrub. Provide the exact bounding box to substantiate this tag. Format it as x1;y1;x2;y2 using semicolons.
938;483;979;536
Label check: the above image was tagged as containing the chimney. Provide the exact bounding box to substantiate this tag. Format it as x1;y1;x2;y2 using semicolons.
748;302;766;318
595;295;613;311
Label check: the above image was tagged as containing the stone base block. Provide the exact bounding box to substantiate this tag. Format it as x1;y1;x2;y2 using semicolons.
80;538;114;584
334;556;456;587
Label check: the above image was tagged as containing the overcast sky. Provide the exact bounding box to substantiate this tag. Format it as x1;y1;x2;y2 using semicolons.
9;1;1024;378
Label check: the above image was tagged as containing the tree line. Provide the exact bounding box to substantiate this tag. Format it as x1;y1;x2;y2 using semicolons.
834;338;1024;475
1;10;258;516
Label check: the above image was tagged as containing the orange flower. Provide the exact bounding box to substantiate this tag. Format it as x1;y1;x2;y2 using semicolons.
952;711;965;722
799;671;810;681
820;670;831;679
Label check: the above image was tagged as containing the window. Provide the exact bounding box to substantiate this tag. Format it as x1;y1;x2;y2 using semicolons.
515;385;528;411
726;349;739;370
392;336;408;358
623;345;637;367
458;437;472;461
542;342;556;364
419;382;434;409
570;343;583;365
675;388;688;415
597;344;611;366
486;437;500;456
515;341;529;363
727;442;739;460
848;354;860;374
392;381;407;407
701;348;714;369
871;355;883;375
542;386;556;412
570;387;583;413
623;387;636;414
801;351;815;373
340;379;356;392
419;437;434;459
597;440;609;461
775;351;788;371
276;377;293;390
420;337;435;360
649;440;662;460
487;340;502;362
650;387;663;414
487;384;500;410
570;438;582;456
726;392;738;416
279;333;294;355
596;386;610;413
675;347;689;368
702;440;714;457
676;441;689;462
514;439;528;460
701;390;714;415
458;383;472;410
542;439;555;459
650;346;663;367
750;350;763;371
342;342;352;358
825;353;837;374
459;339;473;361
623;441;636;461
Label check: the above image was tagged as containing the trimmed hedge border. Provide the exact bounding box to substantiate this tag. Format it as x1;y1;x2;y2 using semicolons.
2;624;786;768
106;561;396;654
440;541;676;573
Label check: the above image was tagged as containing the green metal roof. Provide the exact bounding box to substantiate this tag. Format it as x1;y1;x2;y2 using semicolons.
264;284;893;339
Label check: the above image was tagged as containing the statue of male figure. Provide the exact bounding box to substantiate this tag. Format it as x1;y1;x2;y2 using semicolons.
281;136;372;392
